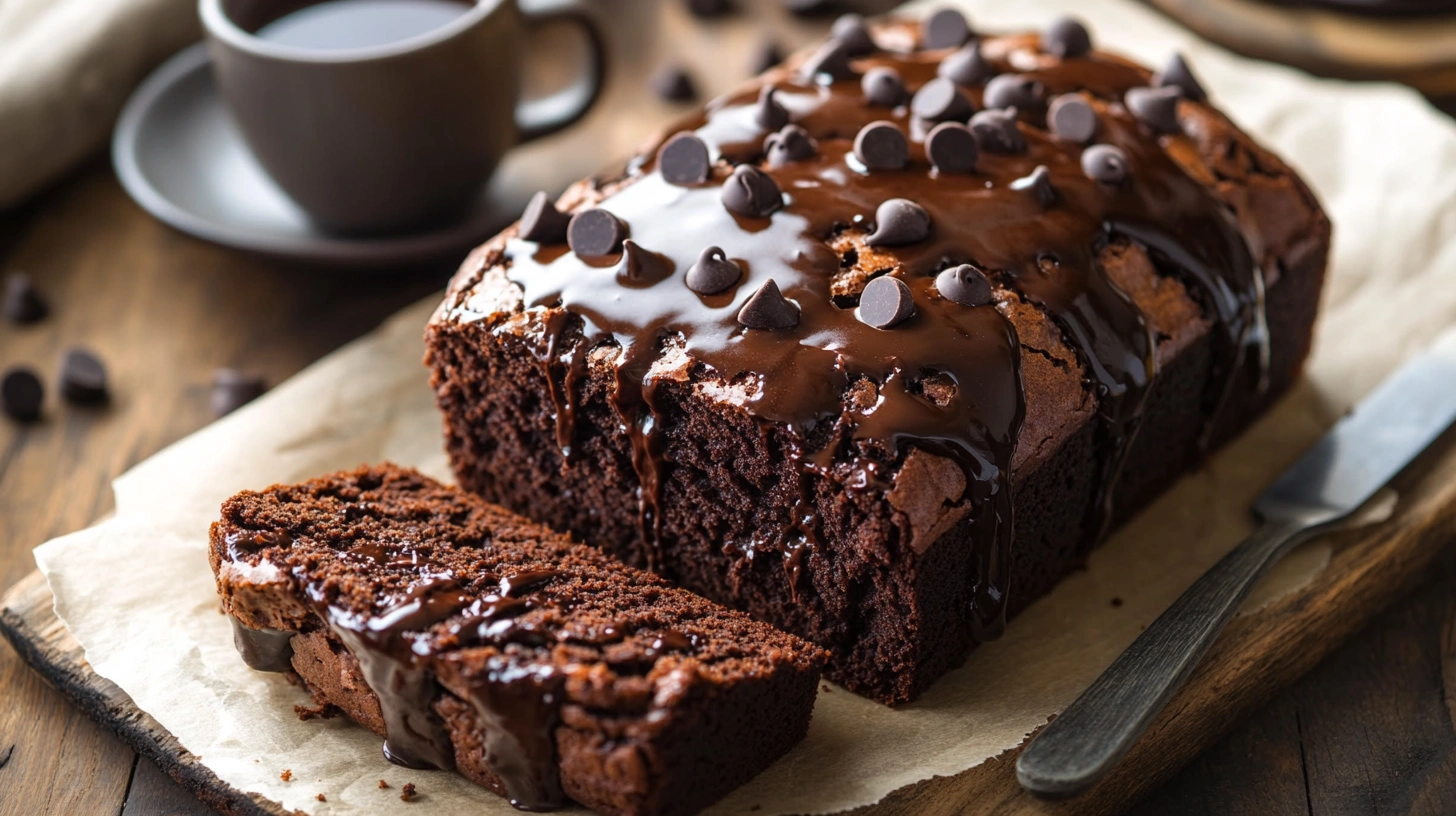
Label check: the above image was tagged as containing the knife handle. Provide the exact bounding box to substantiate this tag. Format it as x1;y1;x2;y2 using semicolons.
1015;517;1317;799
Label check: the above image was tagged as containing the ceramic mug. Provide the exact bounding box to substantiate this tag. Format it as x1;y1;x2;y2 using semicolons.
200;0;606;235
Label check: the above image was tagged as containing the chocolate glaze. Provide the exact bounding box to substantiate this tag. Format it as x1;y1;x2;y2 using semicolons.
230;618;296;672
498;32;1266;644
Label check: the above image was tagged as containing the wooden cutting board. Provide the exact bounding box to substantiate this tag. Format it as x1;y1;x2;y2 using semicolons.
5;427;1456;816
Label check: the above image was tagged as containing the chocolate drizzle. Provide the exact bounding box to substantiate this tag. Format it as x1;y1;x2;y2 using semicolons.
230;618;296;672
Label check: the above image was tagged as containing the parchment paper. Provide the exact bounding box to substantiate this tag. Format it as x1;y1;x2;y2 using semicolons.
30;0;1456;813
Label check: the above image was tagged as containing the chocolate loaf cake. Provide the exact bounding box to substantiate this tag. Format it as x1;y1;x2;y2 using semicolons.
425;13;1330;705
210;464;823;816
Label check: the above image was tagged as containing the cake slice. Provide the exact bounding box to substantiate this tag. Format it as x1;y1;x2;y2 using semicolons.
210;464;823;816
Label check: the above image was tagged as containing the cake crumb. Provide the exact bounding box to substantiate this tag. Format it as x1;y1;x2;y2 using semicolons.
1111;596;1123;608
279;769;292;782
401;782;418;802
378;779;389;789
820;684;833;693
316;793;327;802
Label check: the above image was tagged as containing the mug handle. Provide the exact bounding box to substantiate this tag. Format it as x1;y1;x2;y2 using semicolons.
515;0;608;143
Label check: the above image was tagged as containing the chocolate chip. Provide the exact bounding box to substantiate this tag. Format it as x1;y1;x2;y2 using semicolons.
568;209;628;257
59;347;108;405
866;198;930;247
911;77;973;123
1047;94;1098;144
749;38;784;75
211;368;266;418
1126;85;1183;134
615;240;673;284
853;121;908;171
519;191;571;243
830;13;876;56
3;273;47;324
861;67;907;107
936;264;992;307
799;40;857;83
922;8;970;50
858;276;915;329
686;246;742;294
1154;53;1206;102
737;279;799;329
1044;17;1092;58
721;165;782;217
983;74;1043;111
1011;165;1057;207
925;122;978;174
969;108;1025;154
764;124;816;167
938;41;994;87
683;0;732;18
1;366;43;422
658;132;712;185
755;87;790;130
650;62;697;102
1082;144;1129;185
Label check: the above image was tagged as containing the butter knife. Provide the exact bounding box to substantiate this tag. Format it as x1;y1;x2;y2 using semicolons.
1016;332;1456;799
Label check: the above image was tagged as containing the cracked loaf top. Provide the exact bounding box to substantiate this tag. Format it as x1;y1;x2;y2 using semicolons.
431;12;1329;642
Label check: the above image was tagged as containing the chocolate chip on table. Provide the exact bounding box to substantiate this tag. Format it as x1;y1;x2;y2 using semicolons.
755;87;790;130
211;368;266;418
749;38;784;75
649;61;697;103
568;209;628;257
799;40;857;83
853;121;908;171
861;67;907;107
3;273;47;324
1043;16;1092;58
866;198;931;247
925;122;978;174
658;132;712;185
830;13;876;57
764;124;816;166
936;264;993;307
2;366;43;422
737;280;799;329
686;246;742;294
1154;52;1206;102
615;240;673;283
858;276;915;329
59;347;108;405
911;77;973;123
683;0;732;18
921;8;970;50
969;108;1026;154
1082;144;1130;185
938;41;994;87
983;74;1043;111
1047;94;1098;144
721;165;782;217
1011;165;1057;207
1126;85;1184;134
518;191;571;243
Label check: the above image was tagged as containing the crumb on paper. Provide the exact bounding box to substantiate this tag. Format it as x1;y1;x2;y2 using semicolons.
1111;596;1123;607
296;690;342;721
378;779;390;789
401;782;418;802
821;684;832;693
316;793;327;802
280;769;292;782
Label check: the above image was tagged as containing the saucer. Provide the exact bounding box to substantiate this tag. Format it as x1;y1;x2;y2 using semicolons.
112;44;505;269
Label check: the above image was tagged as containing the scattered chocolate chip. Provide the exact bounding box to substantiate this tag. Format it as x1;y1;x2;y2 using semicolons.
211;368;266;418
764;124;816;166
969;108;1025;154
721;165;782;217
686;246;742;294
649;61;697;102
737;279;799;329
683;0;732;18
1082;144;1129;185
861;67;907;107
1044;17;1092;58
1126;85;1183;134
749;38;784;75
925;122;979;173
1;366;43;422
922;8;970;50
830;13;876;56
1154;52;1206;102
1011;165;1057;207
518;191;571;243
1047;94;1098;144
853;121;908;170
799;40;857;83
938;41;994;87
866;198;930;247
614;240;673;283
983;74;1043;111
936;264;992;307
658;132;712;185
754;87;790;130
911;77;973;123
858;276;915;328
3;273;47;324
59;347;108;405
567;209;628;257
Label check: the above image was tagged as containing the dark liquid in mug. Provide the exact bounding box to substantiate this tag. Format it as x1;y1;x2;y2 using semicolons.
256;0;474;50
